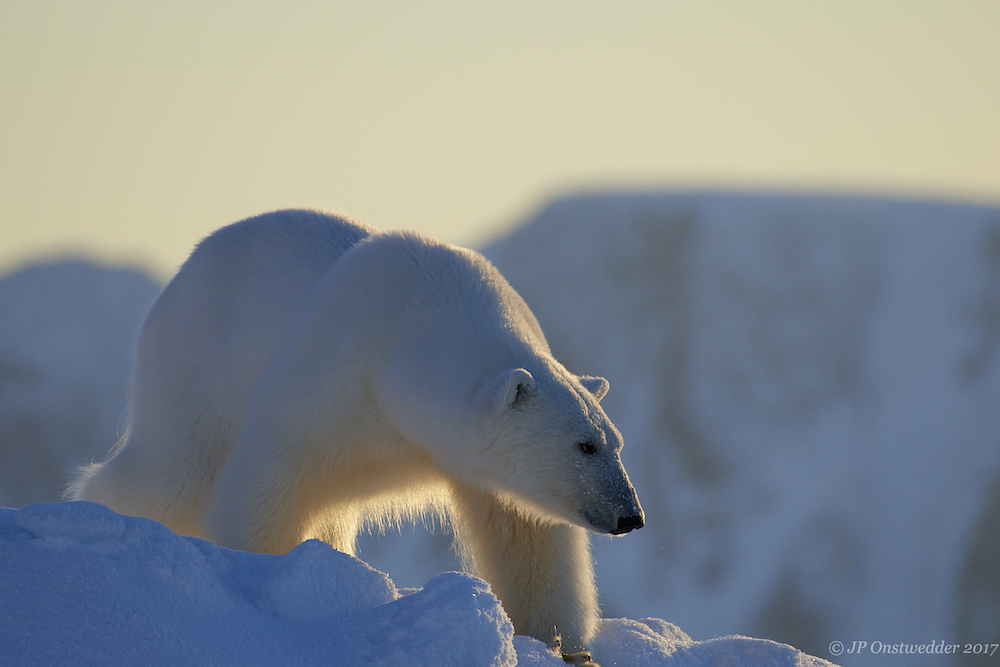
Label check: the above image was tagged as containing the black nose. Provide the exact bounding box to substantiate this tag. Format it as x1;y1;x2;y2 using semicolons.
612;514;644;535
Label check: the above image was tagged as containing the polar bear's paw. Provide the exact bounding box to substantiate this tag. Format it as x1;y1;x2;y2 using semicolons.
547;636;599;667
562;650;598;666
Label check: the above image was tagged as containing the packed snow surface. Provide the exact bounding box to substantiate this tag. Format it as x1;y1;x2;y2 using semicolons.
0;502;834;666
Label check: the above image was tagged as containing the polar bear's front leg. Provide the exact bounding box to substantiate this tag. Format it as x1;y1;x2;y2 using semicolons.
452;484;599;653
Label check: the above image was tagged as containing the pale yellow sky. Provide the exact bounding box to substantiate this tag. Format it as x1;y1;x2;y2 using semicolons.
2;1;998;279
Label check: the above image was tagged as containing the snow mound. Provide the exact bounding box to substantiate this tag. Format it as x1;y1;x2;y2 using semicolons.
592;617;835;667
0;502;835;666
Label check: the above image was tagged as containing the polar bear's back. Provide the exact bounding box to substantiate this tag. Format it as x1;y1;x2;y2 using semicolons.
135;208;376;437
137;209;375;405
74;210;375;531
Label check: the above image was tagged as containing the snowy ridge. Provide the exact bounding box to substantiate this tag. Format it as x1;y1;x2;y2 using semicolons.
0;501;834;666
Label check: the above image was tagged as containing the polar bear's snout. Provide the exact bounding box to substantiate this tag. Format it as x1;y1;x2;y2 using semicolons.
612;512;644;535
583;503;644;535
608;487;645;535
581;466;644;535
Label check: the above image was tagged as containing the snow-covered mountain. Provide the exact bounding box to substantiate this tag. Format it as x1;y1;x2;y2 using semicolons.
0;259;160;507
1;191;998;665
482;191;1000;665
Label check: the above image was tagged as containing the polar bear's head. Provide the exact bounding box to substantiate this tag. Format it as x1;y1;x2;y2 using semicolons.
474;360;644;535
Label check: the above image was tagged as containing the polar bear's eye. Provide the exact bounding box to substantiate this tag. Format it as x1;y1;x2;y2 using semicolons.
578;440;597;455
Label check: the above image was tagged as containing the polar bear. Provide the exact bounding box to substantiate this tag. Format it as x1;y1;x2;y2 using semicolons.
70;209;644;652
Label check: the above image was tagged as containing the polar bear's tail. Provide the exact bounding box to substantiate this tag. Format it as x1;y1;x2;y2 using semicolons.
65;461;101;502
66;443;137;512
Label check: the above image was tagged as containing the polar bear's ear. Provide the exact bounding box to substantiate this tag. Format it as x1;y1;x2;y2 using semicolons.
498;368;535;408
579;375;610;401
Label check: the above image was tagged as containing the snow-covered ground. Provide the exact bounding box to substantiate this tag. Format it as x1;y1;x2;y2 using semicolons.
0;501;835;666
2;190;998;665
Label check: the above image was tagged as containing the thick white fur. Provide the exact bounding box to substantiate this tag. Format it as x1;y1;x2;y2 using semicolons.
70;209;643;650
